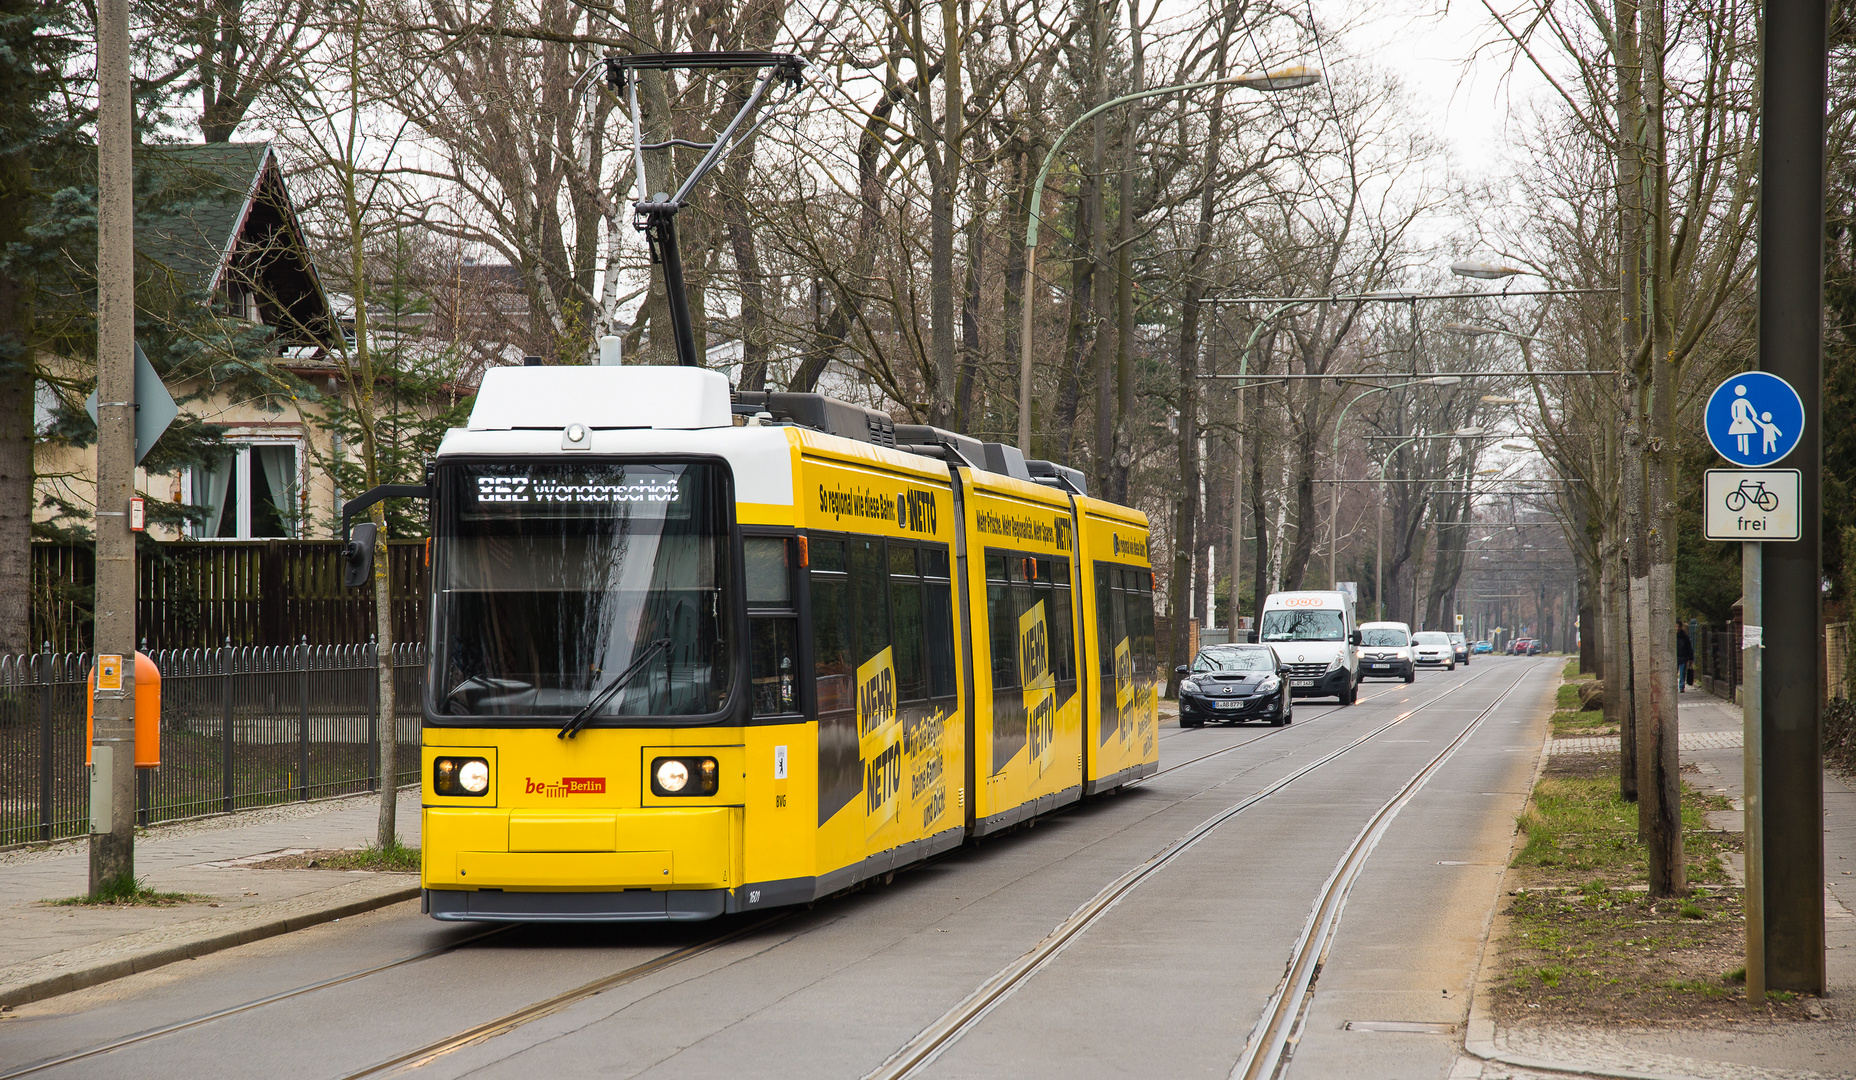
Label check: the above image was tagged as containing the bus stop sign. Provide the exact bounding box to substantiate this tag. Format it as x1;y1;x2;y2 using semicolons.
1704;372;1804;467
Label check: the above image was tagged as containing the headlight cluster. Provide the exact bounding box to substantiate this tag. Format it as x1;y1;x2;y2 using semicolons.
652;756;719;797
1179;678;1200;694
433;756;491;796
1257;675;1281;694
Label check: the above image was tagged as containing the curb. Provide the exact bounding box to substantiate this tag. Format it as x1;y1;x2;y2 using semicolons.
0;878;419;1010
1456;685;1828;1080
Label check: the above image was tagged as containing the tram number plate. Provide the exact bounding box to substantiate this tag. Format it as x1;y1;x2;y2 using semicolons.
1215;700;1243;710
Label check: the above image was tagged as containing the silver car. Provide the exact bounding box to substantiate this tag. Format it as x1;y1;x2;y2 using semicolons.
1411;631;1455;670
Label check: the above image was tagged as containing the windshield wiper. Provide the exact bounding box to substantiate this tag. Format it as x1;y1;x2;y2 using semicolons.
559;637;672;739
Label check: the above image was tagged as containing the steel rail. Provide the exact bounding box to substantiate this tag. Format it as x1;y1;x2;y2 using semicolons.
0;925;516;1080
331;914;789;1079
861;663;1513;1080
1229;661;1542;1080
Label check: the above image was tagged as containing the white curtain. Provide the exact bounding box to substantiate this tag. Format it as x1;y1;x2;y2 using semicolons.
194;458;234;537
255;445;297;537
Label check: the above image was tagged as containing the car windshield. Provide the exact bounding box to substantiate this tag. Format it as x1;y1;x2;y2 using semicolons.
1359;628;1408;647
429;461;733;723
1260;609;1344;642
1413;633;1450;645
1448;633;1465;644
1193;646;1276;673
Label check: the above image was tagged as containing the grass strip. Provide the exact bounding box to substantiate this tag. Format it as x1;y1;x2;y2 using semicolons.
49;873;200;906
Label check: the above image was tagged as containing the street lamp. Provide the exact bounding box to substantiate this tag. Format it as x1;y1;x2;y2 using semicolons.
1480;395;1523;405
1328;378;1461;586
1449;260;1528;280
1016;66;1322;449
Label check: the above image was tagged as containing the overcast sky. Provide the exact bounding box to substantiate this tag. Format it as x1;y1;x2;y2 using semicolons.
1313;0;1555;182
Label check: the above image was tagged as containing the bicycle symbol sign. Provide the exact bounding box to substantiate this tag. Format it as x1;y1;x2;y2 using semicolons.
1704;372;1804;466
1704;469;1800;541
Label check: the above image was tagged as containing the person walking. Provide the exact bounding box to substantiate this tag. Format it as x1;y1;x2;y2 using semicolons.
1676;624;1695;693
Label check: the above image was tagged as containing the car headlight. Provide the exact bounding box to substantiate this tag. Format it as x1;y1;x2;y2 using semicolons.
433;756;490;797
1180;678;1200;694
1326;656;1343;671
651;756;719;797
1257;675;1280;694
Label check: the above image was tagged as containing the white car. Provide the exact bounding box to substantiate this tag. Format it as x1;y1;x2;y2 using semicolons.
1411;631;1455;670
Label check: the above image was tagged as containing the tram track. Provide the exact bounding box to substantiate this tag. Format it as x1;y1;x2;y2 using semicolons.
0;925;517;1080
1231;662;1540;1080
331;913;788;1080
860;661;1541;1080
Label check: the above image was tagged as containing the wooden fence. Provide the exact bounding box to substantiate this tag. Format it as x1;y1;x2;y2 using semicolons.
31;541;428;652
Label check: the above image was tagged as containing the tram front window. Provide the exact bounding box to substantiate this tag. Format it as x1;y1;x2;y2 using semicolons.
431;461;733;721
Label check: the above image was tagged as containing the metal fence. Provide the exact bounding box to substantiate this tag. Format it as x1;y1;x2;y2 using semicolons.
32;540;429;653
0;643;424;848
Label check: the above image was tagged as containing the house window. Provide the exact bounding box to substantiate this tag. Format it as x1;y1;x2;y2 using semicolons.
192;443;299;538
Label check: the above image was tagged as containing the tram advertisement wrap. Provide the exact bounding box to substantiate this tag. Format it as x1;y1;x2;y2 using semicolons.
906;705;950;832
858;648;900;840
1020;600;1056;776
1113;637;1134;746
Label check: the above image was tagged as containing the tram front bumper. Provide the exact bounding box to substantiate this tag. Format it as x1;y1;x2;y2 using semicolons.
423;806;739;893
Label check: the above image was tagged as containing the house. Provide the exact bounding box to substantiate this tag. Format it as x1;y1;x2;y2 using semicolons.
33;143;473;542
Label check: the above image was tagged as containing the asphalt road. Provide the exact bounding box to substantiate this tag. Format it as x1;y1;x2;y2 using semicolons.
0;657;1559;1080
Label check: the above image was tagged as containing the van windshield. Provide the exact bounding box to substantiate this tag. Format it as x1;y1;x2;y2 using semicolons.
1260;610;1345;642
1360;628;1408;647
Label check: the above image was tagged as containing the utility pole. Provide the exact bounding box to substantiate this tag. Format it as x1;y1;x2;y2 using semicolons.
89;0;137;894
1756;0;1826;995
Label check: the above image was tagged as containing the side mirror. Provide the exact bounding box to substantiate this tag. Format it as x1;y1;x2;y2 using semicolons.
342;522;378;588
1174;665;1190;677
1349;630;1363;646
1247;630;1259;644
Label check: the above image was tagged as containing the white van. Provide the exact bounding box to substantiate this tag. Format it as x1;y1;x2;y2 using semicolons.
1356;621;1416;683
1253;590;1361;704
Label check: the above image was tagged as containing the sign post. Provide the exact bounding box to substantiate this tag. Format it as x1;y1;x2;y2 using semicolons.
1755;0;1829;991
1703;363;1821;997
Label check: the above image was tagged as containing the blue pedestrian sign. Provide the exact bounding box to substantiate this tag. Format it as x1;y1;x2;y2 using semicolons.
1704;372;1804;467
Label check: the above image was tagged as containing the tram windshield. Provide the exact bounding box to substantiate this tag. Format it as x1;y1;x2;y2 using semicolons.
430;461;733;722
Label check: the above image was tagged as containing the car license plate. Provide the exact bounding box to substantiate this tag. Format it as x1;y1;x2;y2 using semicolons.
1371;664;1390;670
1215;700;1243;710
1292;679;1315;688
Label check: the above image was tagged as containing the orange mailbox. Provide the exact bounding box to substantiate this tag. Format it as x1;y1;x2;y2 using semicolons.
86;652;161;768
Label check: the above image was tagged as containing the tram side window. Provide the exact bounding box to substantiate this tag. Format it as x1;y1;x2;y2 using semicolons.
922;546;957;700
746;537;798;717
1093;563;1126;745
985;554;1019;690
811;539;860;823
1120;569;1157;683
889;545;926;703
849;538;891;668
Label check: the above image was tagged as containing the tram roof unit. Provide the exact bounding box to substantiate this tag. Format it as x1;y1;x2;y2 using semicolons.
441;365;1090;498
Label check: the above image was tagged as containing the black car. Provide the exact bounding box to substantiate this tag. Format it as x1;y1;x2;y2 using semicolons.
1174;644;1292;728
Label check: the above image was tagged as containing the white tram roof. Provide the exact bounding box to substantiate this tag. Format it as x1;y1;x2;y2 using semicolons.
467;366;734;431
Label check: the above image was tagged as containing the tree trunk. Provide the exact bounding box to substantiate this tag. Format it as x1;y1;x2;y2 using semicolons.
1640;0;1682;895
1165;42;1230;696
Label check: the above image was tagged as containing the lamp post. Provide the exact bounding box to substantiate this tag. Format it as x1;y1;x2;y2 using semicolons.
1328;378;1463;586
1015;66;1321;449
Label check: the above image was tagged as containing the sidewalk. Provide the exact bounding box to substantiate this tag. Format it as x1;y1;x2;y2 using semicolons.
1459;691;1856;1080
0;790;422;1009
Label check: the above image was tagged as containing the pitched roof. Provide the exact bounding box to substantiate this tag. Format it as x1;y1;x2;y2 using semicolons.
134;143;335;345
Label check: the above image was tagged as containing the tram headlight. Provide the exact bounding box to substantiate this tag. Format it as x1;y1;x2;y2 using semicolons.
651;756;720;797
433;756;491;797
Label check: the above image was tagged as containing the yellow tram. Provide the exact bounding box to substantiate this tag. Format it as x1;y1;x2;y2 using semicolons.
344;365;1156;921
